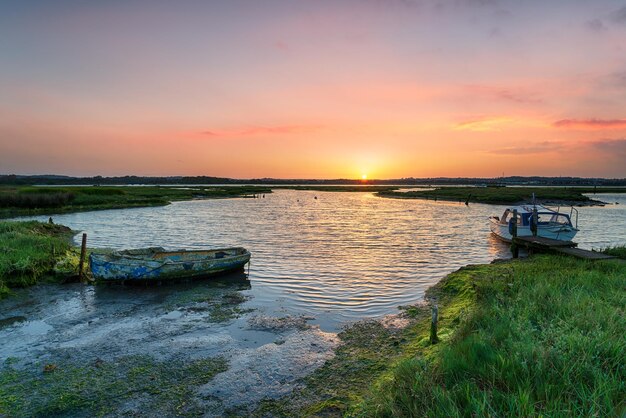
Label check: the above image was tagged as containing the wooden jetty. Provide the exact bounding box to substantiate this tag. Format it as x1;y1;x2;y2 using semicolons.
512;236;616;261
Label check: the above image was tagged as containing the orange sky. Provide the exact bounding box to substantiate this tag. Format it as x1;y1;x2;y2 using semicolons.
1;1;625;178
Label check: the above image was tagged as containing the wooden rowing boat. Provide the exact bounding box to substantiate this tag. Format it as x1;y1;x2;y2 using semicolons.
89;247;250;281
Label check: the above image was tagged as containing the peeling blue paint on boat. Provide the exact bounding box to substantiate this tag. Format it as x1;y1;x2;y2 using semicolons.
89;247;251;281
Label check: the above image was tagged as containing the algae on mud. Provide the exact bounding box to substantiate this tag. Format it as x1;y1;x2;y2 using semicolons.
0;355;227;416
250;253;626;417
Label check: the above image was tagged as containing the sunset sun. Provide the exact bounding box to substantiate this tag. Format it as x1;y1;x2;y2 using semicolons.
361;174;367;180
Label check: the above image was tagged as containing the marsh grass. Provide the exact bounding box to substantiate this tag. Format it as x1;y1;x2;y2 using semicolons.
0;185;272;218
357;255;626;417
376;186;616;205
0;221;74;298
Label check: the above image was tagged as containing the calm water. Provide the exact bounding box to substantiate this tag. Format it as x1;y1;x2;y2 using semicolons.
19;190;626;330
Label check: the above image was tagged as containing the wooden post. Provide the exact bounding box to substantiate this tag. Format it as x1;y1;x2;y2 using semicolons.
511;209;519;258
430;304;439;344
78;233;87;282
532;207;538;237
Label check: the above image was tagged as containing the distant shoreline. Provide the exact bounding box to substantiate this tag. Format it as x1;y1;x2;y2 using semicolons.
2;174;626;187
378;193;609;207
2;184;624;219
376;186;625;206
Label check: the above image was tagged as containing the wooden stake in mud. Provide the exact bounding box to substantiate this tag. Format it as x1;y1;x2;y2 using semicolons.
511;209;519;259
78;233;87;282
430;304;439;344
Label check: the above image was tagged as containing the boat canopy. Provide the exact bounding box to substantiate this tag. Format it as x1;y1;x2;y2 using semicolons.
498;205;573;227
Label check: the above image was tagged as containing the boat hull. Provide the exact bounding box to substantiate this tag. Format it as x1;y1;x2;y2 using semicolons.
89;247;251;281
489;218;578;243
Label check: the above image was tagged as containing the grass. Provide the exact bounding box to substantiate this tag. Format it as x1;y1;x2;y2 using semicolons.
0;355;227;416
252;253;625;417
356;255;626;417
377;186;625;205
0;221;75;299
601;246;626;259
0;185;272;218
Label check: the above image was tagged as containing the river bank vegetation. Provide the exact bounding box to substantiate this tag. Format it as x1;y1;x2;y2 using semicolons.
377;186;625;205
0;185;272;219
254;253;626;417
0;221;75;299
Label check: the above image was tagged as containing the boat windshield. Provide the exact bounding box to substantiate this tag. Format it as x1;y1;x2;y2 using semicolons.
537;212;572;225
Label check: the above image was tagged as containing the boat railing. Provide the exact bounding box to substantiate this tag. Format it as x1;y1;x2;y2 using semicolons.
547;205;579;229
570;206;579;229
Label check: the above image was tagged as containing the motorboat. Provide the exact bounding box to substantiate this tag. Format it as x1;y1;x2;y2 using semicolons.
489;204;578;242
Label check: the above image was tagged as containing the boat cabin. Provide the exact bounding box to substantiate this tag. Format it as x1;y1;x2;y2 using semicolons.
495;205;575;227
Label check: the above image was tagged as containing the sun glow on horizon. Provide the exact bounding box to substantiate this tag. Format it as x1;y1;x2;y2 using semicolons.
361;174;367;180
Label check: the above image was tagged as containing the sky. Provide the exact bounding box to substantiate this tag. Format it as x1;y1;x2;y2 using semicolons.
1;0;625;179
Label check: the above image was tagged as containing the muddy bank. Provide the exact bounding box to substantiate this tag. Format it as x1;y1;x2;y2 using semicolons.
0;275;339;416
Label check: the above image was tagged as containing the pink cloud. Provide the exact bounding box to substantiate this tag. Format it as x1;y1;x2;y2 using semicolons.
591;138;626;156
199;125;322;137
463;84;543;104
487;141;561;155
454;116;515;131
553;118;626;129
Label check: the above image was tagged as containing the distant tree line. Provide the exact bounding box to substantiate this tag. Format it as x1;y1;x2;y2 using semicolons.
1;174;625;186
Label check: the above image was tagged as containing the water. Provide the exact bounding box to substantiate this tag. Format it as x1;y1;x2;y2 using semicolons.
2;190;624;413
11;190;626;331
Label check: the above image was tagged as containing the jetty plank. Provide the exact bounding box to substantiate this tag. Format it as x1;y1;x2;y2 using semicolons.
513;236;618;261
555;247;617;260
513;236;577;249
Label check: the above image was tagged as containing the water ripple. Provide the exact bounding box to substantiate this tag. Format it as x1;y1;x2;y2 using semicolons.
18;190;626;331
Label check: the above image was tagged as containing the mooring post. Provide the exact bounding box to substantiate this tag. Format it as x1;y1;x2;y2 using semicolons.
78;233;87;282
430;304;439;344
532;207;538;237
512;209;519;258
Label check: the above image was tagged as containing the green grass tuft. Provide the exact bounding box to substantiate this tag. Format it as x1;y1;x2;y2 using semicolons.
601;245;626;259
0;221;75;298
